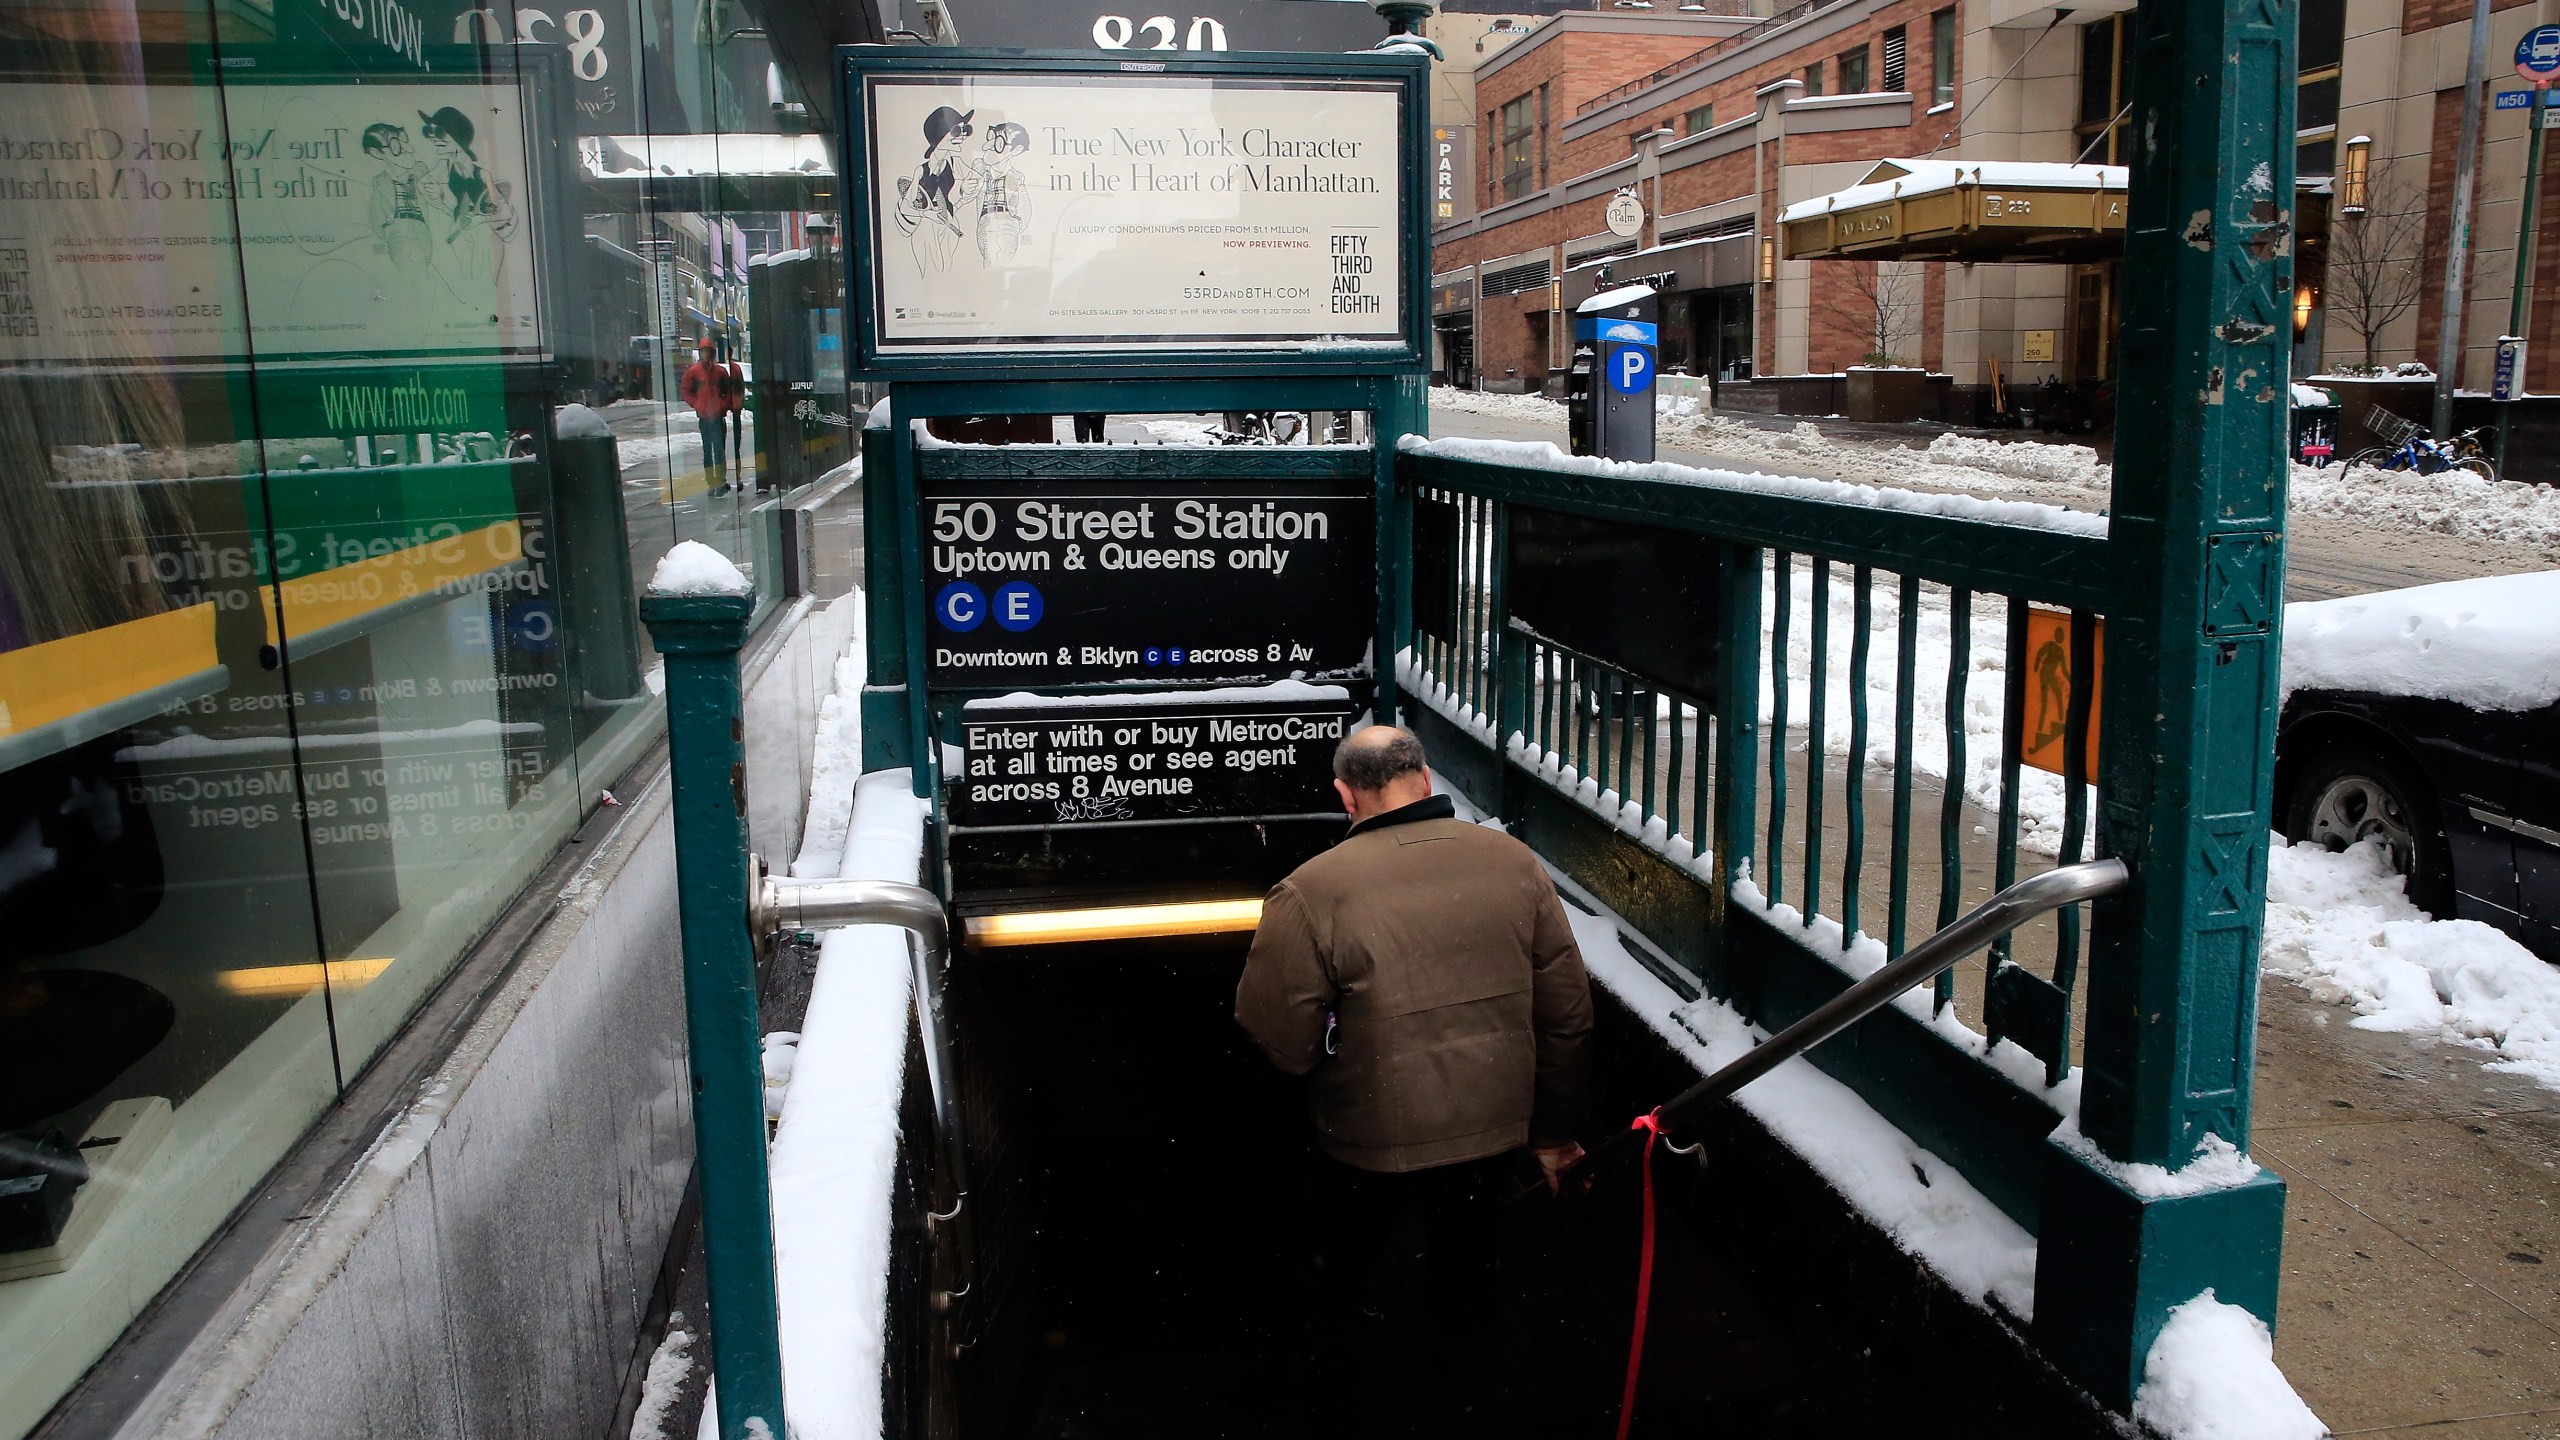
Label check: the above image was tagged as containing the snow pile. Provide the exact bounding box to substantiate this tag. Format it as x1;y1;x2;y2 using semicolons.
1140;418;1219;446
555;402;614;440
2261;836;2560;1089
2291;460;2560;560
1429;385;1571;425
2051;1128;2261;1198
734;591;938;1440
2290;382;2337;408
792;595;870;879
619;430;703;473
2133;1292;2329;1440
2280;569;2560;710
759;769;929;1440
649;540;751;595
1395;650;1498;747
1921;432;2107;487
1429;386;2560;559
762;1031;799;1120
630;1322;696;1440
1401;434;2109;537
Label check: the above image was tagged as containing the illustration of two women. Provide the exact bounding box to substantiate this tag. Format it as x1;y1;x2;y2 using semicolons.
891;105;1031;280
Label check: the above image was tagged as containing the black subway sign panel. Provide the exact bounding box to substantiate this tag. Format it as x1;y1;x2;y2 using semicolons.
921;479;1373;689
949;687;1357;828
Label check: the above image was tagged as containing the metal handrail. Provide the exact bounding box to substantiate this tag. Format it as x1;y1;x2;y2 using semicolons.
1648;858;2128;1138
754;870;974;1303
1536;858;2132;1205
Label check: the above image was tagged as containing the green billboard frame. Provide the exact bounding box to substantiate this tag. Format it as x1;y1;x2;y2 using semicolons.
835;47;1431;382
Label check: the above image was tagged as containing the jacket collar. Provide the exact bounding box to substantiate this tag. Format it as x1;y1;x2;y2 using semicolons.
1346;792;1455;839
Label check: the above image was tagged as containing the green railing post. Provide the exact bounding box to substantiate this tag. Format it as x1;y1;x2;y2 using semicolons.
859;411;914;774
638;590;790;1440
2033;0;2293;1409
1707;542;1763;999
1376;373;1427;724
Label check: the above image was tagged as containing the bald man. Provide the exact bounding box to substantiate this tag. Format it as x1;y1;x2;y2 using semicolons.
1237;724;1591;1438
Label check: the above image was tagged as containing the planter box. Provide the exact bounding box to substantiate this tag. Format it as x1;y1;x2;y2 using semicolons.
1845;367;1929;423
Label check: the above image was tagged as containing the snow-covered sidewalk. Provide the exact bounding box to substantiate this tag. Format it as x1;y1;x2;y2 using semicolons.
1429;385;2560;557
2263;837;2560;1089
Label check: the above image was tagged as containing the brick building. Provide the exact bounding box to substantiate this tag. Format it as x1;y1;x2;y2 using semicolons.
1427;0;2470;421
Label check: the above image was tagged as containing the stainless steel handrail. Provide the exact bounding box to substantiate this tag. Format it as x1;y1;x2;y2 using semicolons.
1651;857;2130;1139
1532;858;2128;1205
754;867;973;1308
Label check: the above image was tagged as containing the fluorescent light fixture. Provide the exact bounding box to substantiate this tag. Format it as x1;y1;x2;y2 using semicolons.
964;898;1264;948
218;957;396;999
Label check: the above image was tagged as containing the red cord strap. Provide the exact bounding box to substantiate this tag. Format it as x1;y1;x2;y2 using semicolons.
1615;1108;1664;1440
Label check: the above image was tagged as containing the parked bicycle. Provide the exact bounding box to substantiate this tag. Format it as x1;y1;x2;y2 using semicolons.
2346;408;2496;479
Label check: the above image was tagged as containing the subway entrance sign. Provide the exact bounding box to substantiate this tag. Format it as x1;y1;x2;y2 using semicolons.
919;468;1375;689
843;46;1430;899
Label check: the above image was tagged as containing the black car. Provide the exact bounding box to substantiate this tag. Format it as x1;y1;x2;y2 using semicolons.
2275;573;2560;963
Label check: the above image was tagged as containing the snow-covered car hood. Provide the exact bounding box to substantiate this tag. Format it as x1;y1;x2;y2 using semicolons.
2282;569;2560;713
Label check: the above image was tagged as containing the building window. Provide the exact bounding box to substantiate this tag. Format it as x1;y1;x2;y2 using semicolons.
2077;14;2132;162
1838;44;1869;94
1538;83;1551;186
1803;60;1824;97
1497;92;1537;202
1932;9;1957;106
1880;26;1905;93
2298;0;2345;178
1685;103;1714;134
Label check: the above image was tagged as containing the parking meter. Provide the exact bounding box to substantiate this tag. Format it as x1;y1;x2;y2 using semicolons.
1566;343;1597;454
1570;285;1658;462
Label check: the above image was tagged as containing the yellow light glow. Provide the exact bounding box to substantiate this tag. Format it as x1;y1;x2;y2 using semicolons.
964;898;1264;948
217;957;396;999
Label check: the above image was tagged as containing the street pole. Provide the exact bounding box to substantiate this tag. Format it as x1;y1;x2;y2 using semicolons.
2497;82;2549;477
2434;0;2493;438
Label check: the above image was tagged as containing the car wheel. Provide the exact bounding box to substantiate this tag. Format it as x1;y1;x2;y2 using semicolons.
2283;740;2454;915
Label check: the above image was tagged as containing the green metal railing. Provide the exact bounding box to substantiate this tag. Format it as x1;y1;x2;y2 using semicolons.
1403;477;2106;1087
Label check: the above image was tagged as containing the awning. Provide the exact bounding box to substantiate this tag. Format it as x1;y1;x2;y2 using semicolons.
1779;159;2127;263
1560;231;1754;310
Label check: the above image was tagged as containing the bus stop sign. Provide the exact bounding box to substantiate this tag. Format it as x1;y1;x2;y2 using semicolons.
2518;25;2560;81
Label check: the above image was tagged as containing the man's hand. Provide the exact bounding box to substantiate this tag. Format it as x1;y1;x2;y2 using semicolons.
1531;1141;1586;1195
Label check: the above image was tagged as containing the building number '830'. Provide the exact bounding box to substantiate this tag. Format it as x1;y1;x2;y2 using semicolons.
1092;14;1230;49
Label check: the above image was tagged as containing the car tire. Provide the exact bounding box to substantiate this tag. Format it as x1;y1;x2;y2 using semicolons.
2282;739;2455;916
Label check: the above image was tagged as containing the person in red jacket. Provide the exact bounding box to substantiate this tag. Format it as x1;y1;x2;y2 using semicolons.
679;338;732;495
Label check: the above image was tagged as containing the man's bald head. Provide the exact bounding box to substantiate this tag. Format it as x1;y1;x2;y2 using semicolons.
1332;725;1432;821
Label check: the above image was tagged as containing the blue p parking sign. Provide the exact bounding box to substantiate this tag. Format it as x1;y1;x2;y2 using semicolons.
1608;345;1655;395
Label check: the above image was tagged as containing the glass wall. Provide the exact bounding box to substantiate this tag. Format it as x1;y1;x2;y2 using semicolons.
0;2;852;1430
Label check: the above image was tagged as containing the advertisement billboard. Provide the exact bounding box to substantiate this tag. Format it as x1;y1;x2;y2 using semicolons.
843;50;1427;374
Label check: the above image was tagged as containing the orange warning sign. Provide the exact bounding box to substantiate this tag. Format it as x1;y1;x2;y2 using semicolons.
2020;607;2102;783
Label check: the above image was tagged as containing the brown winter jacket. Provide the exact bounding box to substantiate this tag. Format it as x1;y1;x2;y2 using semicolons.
1235;794;1594;1173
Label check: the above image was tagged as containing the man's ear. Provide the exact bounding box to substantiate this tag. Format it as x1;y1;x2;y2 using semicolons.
1333;779;1358;817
